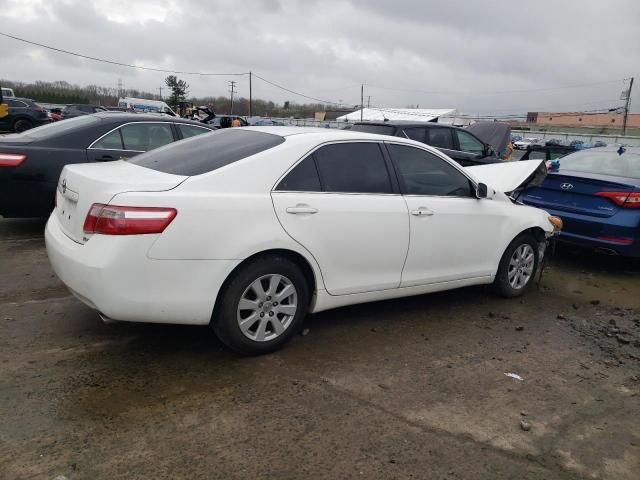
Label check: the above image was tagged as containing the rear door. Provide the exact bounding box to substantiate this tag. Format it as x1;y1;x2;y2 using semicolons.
86;122;176;162
271;142;410;295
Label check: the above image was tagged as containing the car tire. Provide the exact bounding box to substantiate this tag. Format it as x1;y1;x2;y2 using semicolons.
13;119;34;133
212;255;310;355
494;233;539;298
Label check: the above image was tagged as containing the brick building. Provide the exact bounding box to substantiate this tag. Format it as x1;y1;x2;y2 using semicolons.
527;112;640;129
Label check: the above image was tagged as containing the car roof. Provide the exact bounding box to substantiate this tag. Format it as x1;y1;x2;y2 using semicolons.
353;120;456;129
242;125;431;143
92;112;210;125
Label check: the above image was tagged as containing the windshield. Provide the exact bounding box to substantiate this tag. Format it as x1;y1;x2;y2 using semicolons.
351;124;397;136
559;150;640;179
20;115;102;139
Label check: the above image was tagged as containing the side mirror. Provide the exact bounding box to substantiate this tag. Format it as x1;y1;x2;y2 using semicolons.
476;182;493;199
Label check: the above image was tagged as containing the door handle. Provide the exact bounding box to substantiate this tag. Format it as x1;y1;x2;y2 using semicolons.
95;155;114;162
286;205;318;214
411;207;434;216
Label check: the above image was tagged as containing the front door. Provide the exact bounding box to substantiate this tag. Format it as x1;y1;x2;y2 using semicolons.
386;143;509;286
271;142;409;295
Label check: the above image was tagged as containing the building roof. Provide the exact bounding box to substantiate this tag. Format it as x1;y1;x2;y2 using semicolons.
336;107;457;122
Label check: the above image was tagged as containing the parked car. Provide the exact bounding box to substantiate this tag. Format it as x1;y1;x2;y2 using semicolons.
1;87;15;98
61;104;107;119
519;147;640;257
48;108;63;122
0;113;214;217
45;127;560;355
0;97;51;133
545;139;562;146
351;121;503;166
594;140;608;148
208;115;249;129
520;144;577;161
514;138;539;150
511;134;522;144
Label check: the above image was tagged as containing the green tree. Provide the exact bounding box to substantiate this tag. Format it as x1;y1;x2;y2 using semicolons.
165;75;189;108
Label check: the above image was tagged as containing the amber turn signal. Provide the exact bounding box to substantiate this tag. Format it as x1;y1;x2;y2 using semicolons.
548;216;563;230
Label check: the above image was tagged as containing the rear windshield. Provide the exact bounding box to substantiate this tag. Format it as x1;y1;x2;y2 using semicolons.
129;129;285;176
559;150;640;179
21;115;102;139
351;124;397;136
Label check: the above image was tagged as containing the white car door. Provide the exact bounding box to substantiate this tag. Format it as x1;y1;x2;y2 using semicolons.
386;143;511;287
271;142;409;296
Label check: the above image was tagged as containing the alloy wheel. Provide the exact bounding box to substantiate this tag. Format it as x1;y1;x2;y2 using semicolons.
236;274;298;342
507;244;535;290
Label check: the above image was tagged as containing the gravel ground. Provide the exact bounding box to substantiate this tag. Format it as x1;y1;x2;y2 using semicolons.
0;218;639;480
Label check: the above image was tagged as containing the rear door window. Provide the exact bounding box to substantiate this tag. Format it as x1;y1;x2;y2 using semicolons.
177;123;212;139
276;155;321;191
120;123;174;151
92;129;124;150
314;143;392;194
425;128;454;149
402;128;426;142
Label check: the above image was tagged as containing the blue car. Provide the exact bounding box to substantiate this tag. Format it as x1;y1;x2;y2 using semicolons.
519;147;640;257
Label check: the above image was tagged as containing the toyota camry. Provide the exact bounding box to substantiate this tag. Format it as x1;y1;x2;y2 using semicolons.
45;127;561;354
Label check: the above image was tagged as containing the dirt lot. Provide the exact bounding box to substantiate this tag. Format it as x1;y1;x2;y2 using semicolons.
1;218;639;480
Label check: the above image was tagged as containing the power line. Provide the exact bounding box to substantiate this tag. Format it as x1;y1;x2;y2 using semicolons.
252;73;345;106
0;32;248;76
365;78;627;96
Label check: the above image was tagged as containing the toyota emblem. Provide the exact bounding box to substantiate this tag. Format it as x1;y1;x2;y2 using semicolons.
560;183;573;191
61;178;67;194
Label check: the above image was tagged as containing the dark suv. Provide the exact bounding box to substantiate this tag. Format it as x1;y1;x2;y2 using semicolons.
61;104;107;119
0;97;51;133
351;121;501;166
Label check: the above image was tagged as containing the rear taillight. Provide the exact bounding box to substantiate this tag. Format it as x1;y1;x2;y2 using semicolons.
596;192;640;209
83;204;177;235
0;153;27;167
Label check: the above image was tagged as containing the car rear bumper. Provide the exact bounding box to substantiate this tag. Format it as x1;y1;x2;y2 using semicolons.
45;213;241;324
539;207;640;257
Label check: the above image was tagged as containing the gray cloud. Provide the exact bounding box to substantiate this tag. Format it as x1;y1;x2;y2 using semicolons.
0;0;638;114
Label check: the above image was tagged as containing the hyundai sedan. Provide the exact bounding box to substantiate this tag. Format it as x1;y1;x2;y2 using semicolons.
45;127;561;355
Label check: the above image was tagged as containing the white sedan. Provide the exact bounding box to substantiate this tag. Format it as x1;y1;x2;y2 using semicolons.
45;127;561;355
513;137;540;150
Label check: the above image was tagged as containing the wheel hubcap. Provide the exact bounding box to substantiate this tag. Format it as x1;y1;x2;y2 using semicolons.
507;244;535;290
236;274;298;342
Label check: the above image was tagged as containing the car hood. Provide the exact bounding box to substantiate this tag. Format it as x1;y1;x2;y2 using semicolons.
466;122;511;153
466;160;547;194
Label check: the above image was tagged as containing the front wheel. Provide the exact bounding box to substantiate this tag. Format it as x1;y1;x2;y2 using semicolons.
494;234;539;298
212;256;310;355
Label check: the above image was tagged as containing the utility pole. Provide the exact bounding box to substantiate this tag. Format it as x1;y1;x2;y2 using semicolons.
360;84;364;121
117;78;123;98
228;80;237;114
622;77;634;136
158;86;163;100
366;95;371;108
248;72;252;117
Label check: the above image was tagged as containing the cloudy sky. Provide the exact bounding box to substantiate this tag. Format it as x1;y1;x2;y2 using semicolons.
1;0;638;115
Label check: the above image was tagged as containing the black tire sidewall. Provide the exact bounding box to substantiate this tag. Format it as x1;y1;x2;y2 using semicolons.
495;234;539;298
13;119;33;133
213;256;310;355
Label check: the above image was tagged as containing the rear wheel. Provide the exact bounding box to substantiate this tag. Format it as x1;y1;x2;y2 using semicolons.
212;256;309;355
13;119;34;133
494;234;539;298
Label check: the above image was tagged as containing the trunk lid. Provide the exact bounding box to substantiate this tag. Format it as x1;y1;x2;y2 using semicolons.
0;133;35;147
520;170;636;218
466;159;547;194
55;160;186;244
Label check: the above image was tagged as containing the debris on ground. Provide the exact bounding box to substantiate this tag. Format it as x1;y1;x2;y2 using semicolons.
520;420;531;431
504;373;523;381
